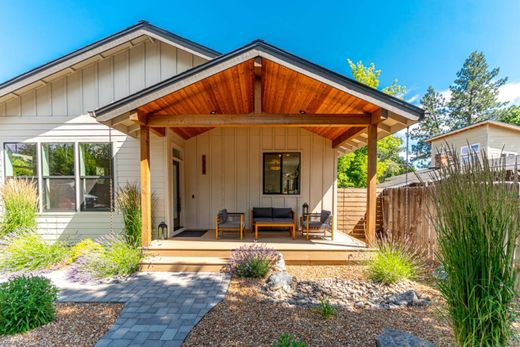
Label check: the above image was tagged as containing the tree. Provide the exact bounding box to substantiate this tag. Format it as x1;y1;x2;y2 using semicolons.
498;105;520;126
410;86;447;166
338;60;411;188
448;51;507;128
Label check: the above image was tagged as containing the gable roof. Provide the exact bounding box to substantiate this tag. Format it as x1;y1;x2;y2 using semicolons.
0;20;220;99
92;39;424;122
427;120;520;143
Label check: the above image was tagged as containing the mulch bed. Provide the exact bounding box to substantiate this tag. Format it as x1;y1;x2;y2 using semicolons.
184;265;453;346
0;303;123;347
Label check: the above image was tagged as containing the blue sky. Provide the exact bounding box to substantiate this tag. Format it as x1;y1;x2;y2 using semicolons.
1;0;519;105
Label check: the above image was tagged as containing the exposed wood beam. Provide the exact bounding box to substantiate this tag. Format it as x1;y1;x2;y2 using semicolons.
254;76;262;113
389;112;414;126
147;113;371;127
150;127;166;137
332;127;366;148
378;123;391;133
254;57;262;77
110;113;132;127
371;108;389;124
366;123;378;246
129;110;147;125
140;125;152;248
128;124;140;133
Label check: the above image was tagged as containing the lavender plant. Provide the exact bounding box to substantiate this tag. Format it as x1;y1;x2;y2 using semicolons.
225;242;279;278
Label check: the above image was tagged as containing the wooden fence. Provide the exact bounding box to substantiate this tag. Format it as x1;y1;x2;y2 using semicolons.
336;188;383;241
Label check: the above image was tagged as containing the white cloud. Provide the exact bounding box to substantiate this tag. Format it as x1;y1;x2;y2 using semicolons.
498;82;520;105
407;94;420;104
438;81;520;106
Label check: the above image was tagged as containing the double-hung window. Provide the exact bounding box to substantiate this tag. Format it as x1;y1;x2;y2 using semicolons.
42;143;76;212
79;143;112;211
460;143;480;165
4;143;38;181
263;152;301;195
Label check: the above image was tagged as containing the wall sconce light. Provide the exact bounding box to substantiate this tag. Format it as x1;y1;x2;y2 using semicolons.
299;110;306;115
158;221;168;240
302;202;309;216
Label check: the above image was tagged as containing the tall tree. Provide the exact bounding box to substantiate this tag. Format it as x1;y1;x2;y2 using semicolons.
410;86;447;166
448;51;507;128
338;60;411;188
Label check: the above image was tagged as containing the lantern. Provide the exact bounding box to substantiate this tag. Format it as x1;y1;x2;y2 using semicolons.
302;203;309;217
158;222;168;240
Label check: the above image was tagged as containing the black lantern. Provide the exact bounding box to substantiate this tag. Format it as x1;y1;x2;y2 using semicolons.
158;222;168;240
302;203;309;217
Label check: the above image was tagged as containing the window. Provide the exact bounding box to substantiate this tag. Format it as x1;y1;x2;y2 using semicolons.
80;143;112;211
4;143;37;179
263;152;300;195
461;143;480;164
42;143;75;211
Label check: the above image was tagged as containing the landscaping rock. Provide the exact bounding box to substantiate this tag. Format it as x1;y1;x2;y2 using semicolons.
375;328;435;347
273;254;287;272
264;271;295;294
382;290;431;308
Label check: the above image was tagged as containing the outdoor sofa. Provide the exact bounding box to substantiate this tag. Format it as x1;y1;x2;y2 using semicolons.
250;207;297;240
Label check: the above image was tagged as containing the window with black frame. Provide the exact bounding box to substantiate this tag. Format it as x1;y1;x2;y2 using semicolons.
263;152;300;195
79;143;112;211
4;143;38;181
42;143;76;212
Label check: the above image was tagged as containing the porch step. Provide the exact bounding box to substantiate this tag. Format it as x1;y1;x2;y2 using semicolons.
139;256;228;272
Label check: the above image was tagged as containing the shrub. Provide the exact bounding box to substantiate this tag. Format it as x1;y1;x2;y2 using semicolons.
0;275;58;335
68;238;103;263
226;243;279;278
313;298;337;319
0;179;38;237
429;148;519;346
272;333;307;347
69;234;141;281
0;230;69;272
368;238;417;285
116;183;158;246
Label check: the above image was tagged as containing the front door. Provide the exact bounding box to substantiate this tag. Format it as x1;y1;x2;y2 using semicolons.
172;160;182;230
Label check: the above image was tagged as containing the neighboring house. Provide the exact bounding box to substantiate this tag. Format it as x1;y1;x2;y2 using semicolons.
379;120;520;188
428;120;520;166
0;21;423;245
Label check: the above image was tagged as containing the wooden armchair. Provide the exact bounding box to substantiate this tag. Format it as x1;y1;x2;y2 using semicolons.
216;209;244;240
300;210;334;240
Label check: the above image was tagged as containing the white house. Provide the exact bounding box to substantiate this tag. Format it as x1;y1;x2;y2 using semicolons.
0;21;423;247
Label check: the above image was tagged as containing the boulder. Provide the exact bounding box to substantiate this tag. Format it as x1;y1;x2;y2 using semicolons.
375;328;435;347
273;254;287;272
265;271;294;292
382;290;430;307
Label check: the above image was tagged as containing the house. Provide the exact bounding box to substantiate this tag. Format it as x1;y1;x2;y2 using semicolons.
0;21;423;256
379;120;520;188
427;120;520;166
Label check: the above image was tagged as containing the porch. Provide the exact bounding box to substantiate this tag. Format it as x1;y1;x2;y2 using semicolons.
90;40;423;270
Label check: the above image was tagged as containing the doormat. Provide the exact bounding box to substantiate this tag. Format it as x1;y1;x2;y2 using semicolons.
174;229;208;237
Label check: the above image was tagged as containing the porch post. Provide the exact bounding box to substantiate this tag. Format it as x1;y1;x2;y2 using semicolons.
366;123;378;246
140;125;152;247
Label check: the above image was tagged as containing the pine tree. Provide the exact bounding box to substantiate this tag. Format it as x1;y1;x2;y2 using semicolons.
448;51;507;128
410;86;447;166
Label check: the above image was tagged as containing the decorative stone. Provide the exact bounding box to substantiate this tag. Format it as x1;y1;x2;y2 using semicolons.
382;290;431;308
354;301;365;309
273;254;287;272
375;328;435;347
264;271;294;292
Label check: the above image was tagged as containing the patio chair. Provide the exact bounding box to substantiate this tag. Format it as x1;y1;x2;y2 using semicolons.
215;209;245;240
300;210;334;240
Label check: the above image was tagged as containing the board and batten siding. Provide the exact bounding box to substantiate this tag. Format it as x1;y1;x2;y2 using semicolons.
183;127;337;230
0;40;205;242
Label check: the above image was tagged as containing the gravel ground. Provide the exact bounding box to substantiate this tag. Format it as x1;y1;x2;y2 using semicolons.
0;303;123;347
184;266;453;347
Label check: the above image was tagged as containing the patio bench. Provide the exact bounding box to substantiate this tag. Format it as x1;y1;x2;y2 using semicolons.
300;210;334;240
216;209;245;240
250;207;296;240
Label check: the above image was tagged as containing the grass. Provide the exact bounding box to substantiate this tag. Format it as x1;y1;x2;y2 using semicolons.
0;179;38;237
272;333;307;347
0;230;70;272
0;275;58;335
368;238;418;285
313;298;337;319
429;148;519;346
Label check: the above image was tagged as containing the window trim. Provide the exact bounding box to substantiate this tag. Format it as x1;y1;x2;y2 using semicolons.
3;142;38;179
262;152;301;195
41;142;76;212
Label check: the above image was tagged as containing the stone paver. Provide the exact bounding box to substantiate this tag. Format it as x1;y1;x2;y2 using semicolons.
44;271;230;346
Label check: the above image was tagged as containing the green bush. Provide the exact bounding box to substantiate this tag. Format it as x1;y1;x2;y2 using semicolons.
368;239;417;285
0;179;38;237
75;234;142;279
272;333;307;347
313;298;337;319
429;149;519;346
0;275;58;335
226;243;279;278
0;231;69;272
68;238;103;263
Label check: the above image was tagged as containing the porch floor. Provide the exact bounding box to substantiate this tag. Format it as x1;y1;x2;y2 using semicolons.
141;230;374;272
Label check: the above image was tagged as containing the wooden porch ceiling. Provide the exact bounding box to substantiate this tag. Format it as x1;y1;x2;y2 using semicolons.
135;58;381;145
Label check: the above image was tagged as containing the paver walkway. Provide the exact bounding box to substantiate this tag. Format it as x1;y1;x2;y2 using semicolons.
45;271;230;347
